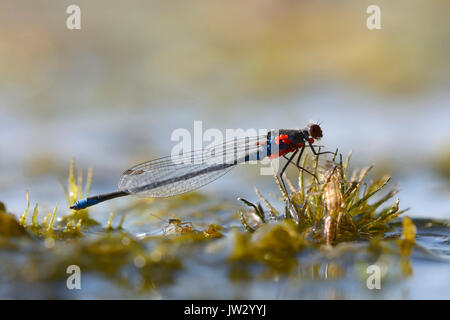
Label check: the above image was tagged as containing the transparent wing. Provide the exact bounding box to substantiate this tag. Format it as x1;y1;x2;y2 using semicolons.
118;135;268;197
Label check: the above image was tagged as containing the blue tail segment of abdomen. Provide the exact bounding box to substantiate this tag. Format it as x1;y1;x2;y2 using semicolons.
70;198;100;210
70;191;130;210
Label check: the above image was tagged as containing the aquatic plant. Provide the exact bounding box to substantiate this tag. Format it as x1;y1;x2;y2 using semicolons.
239;151;408;245
2;154;448;299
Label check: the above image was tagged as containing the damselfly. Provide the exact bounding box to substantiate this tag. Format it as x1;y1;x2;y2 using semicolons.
70;123;332;210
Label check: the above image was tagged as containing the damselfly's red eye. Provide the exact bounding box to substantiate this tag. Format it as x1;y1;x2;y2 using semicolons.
308;124;323;140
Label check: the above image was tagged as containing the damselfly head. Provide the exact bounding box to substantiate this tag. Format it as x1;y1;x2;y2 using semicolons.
307;123;323;140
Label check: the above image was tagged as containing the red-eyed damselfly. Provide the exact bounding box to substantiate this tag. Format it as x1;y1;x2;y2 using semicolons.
70;123;331;210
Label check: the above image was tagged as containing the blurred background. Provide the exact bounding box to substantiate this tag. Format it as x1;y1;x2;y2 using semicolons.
0;0;449;219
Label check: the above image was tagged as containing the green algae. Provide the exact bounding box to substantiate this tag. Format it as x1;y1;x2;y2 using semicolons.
0;155;448;298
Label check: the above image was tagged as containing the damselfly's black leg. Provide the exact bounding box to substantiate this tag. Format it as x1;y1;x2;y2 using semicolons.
283;146;320;183
295;145;305;167
307;141;335;157
282;144;306;163
295;146;320;183
280;150;298;197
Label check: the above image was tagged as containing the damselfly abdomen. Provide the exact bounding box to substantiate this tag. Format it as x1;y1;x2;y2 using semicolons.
70;123;330;210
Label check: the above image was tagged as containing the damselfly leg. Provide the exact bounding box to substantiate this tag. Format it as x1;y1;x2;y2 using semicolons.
279;149;299;198
281;145;320;184
307;141;335;157
280;144;335;201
